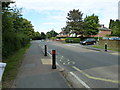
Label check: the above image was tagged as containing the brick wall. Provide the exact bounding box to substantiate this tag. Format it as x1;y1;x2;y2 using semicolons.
98;40;120;50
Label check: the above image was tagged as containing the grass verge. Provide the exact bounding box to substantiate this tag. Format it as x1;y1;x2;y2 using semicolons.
2;43;31;88
92;45;120;52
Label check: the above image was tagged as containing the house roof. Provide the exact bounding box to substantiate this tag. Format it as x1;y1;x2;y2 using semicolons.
98;27;111;31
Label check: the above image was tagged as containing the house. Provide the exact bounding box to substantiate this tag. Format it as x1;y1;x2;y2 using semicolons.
57;24;111;38
57;32;69;37
91;24;111;37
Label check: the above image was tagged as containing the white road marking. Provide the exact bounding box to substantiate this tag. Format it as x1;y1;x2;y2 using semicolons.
67;59;70;62
68;62;70;64
60;60;62;62
70;72;92;90
63;63;65;65
72;62;75;64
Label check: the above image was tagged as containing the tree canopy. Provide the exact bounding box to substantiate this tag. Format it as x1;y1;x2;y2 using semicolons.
66;9;84;37
46;30;58;39
109;19;120;37
2;2;40;58
84;14;100;35
63;9;100;37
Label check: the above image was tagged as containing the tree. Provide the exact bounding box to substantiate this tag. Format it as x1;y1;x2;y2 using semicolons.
33;31;41;40
66;9;84;37
46;31;51;39
50;29;58;37
2;2;37;58
46;30;58;39
61;26;70;35
109;19;120;37
41;32;46;39
84;14;100;35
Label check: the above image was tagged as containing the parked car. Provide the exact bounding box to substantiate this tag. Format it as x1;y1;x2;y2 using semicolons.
109;37;120;40
103;37;109;40
80;38;96;45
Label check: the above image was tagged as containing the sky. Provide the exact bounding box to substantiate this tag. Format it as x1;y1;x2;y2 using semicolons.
12;0;119;33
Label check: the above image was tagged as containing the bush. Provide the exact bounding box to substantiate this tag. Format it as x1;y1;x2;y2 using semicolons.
51;37;56;40
93;37;103;40
73;38;80;43
65;38;72;43
65;38;80;43
2;32;30;59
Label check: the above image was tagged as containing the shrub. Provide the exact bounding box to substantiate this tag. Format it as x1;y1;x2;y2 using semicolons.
65;38;80;43
73;38;80;43
2;32;30;59
51;37;56;40
65;38;72;43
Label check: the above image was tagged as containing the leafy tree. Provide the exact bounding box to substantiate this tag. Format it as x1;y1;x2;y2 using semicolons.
66;9;84;37
84;14;100;35
50;29;58;37
41;32;46;39
32;31;41;40
46;30;58;39
61;26;70;35
109;19;120;37
46;31;52;39
2;2;37;58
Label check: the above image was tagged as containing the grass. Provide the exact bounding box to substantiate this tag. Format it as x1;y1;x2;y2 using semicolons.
2;43;31;88
92;45;120;52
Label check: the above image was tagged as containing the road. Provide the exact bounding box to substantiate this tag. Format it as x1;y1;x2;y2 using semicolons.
39;40;119;88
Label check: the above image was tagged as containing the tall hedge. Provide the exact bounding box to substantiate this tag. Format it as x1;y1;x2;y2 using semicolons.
2;2;35;59
2;32;30;58
65;38;80;43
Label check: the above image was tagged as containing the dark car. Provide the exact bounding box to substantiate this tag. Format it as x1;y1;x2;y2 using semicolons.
80;38;96;45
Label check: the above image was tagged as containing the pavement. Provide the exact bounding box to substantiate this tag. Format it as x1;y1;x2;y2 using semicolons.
13;41;70;88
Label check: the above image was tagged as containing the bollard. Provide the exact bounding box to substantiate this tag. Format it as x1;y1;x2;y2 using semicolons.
44;45;47;56
52;50;56;69
105;43;107;52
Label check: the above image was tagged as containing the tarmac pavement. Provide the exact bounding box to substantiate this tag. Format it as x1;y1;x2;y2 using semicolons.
13;41;70;88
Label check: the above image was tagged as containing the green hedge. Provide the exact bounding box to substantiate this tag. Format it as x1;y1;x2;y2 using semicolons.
2;32;30;59
51;37;56;40
65;38;80;43
80;37;103;41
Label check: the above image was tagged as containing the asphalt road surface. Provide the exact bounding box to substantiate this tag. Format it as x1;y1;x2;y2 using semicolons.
39;40;119;88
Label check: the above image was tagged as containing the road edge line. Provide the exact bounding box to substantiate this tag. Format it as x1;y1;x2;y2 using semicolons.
69;72;92;90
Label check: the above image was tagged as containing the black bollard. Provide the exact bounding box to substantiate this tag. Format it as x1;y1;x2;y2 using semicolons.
52;50;56;69
105;43;107;52
44;45;47;56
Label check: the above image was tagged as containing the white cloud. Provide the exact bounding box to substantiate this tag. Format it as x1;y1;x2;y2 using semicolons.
43;22;56;25
14;0;119;32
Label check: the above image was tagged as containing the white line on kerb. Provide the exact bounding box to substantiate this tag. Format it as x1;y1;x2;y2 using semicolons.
69;72;92;90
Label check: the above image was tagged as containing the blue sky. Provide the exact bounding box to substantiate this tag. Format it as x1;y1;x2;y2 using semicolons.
13;0;119;33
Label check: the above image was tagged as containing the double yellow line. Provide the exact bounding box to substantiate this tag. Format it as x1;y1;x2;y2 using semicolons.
72;66;120;84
